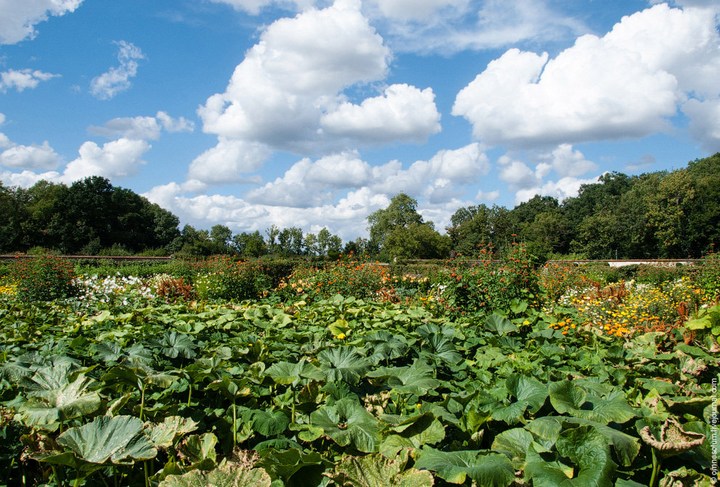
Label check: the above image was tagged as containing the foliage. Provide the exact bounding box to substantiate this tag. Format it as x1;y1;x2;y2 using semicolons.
279;256;392;301
10;255;78;301
194;255;272;301
438;243;539;315
0;257;717;486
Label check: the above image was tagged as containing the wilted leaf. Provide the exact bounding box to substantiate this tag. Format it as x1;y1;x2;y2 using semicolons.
148;416;198;449
159;461;271;487
329;451;434;487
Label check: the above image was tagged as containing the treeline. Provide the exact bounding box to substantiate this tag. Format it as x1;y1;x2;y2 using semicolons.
447;152;720;260
1;153;719;260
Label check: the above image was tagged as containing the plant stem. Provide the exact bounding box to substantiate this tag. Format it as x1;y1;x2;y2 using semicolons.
232;400;237;449
649;449;661;487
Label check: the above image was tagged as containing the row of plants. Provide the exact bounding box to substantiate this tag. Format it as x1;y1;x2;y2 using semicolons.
0;251;717;485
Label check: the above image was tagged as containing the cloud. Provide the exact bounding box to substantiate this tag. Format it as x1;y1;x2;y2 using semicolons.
0;69;58;92
88;112;194;140
683;97;720;153
61;138;150;182
496;145;599;205
207;0;317;15
320;84;441;143
370;0;587;54
453;4;720;148
370;0;469;21
90;41;145;100
188;139;270;184
0;0;83;44
0;141;61;170
143;143;489;239
245;151;371;207
198;0;393;151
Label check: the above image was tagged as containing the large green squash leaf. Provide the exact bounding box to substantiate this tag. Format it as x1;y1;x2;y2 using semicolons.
549;381;636;424
329;451;434;487
256;448;325;482
366;360;441;396
525;426;616;487
317;348;371;385
380;413;446;456
56;415;157;465
491;428;535;469
492;375;548;424
309;397;381;453
413;448;515;486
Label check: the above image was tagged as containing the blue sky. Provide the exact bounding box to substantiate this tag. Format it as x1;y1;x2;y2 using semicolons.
1;0;719;240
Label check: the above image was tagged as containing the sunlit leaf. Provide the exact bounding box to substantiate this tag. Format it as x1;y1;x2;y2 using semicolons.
56;415;157;465
413;448;515;486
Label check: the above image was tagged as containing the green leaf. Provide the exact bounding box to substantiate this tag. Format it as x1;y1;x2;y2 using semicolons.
310;397;381;453
366;360;441;396
245;409;290;437
413;448;515;486
256;448;325;482
155;331;197;359
492;375;548;424
56;415;157;465
525;426;616;487
179;433;218;469
265;359;323;386
330;451;434;487
549;381;635;424
380;414;446;457
485;314;518;336
317;348;371;385
491;428;534;469
159;461;272;487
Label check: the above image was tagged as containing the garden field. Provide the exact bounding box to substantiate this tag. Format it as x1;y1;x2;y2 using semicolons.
0;250;718;486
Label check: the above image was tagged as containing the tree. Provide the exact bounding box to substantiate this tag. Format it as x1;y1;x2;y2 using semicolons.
233;231;267;257
367;193;449;260
210;224;234;254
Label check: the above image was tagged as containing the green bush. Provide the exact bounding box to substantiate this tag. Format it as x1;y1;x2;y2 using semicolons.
440;243;539;315
195;255;271;301
10;255;78;301
695;252;720;299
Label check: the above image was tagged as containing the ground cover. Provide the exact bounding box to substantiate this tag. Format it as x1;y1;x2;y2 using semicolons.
0;253;717;486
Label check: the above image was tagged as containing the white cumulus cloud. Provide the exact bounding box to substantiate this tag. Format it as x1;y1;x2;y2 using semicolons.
198;0;392;151
0;0;83;44
452;4;720;148
321;84;441;143
90;41;145;100
61;137;150;182
188;139;270;184
0;141;61;170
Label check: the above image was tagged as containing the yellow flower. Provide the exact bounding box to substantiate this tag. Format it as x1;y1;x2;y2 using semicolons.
336;333;346;340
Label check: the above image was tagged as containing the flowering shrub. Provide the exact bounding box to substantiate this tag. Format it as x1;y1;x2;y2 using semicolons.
10;255;78;301
73;274;156;308
279;257;392;300
151;274;195;302
537;261;599;304
194;256;271;301
555;277;708;337
439;243;539;315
